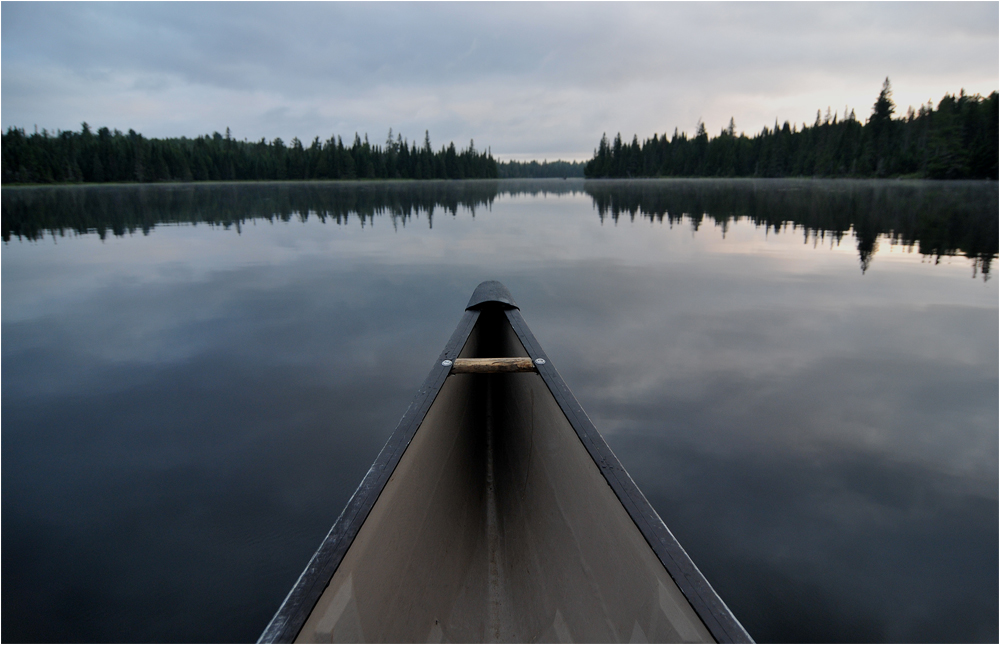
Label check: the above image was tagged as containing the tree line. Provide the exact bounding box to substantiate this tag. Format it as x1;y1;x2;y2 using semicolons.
498;160;585;178
1;127;499;184
585;80;998;180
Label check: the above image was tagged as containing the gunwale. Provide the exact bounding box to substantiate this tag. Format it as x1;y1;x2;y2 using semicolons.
258;281;751;644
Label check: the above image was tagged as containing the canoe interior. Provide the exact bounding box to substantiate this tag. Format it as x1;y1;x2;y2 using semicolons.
294;304;715;643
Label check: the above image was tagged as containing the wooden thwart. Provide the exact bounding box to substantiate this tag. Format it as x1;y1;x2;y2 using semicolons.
451;357;537;374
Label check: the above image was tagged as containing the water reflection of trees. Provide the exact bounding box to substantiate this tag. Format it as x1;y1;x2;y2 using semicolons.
1;180;590;243
1;181;500;240
587;179;998;279
3;178;995;279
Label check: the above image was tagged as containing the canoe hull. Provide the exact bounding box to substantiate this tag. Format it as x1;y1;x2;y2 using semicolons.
260;282;751;644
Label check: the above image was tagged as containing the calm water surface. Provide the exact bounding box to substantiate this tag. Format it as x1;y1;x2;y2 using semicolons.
3;179;997;643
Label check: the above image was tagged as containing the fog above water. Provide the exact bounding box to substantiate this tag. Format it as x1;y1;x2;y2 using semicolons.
3;179;997;643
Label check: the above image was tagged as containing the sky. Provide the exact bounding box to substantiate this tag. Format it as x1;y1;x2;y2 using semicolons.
2;2;997;161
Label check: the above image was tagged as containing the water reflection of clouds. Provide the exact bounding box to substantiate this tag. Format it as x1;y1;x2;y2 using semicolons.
489;261;996;642
3;183;996;643
3;266;482;641
508;268;996;464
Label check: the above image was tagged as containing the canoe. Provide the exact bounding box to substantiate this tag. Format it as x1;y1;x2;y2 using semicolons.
259;281;752;644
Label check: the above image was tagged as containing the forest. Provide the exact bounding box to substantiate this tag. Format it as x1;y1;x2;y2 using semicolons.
585;80;998;180
1;128;498;184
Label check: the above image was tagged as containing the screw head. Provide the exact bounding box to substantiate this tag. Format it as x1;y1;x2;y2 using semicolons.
441;359;453;367
534;358;546;365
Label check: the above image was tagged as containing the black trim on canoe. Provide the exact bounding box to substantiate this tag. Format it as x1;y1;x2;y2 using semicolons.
258;281;752;644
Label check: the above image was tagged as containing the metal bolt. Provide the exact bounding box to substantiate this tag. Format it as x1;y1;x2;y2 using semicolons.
441;360;453;367
534;358;546;365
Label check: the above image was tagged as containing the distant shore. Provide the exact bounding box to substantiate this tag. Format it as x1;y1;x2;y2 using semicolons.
7;176;999;191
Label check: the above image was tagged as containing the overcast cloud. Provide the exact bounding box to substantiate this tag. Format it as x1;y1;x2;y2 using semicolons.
2;2;997;160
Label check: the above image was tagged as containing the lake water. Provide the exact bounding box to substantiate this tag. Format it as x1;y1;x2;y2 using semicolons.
3;179;997;643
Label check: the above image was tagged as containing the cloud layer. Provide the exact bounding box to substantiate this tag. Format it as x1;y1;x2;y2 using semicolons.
3;2;997;160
